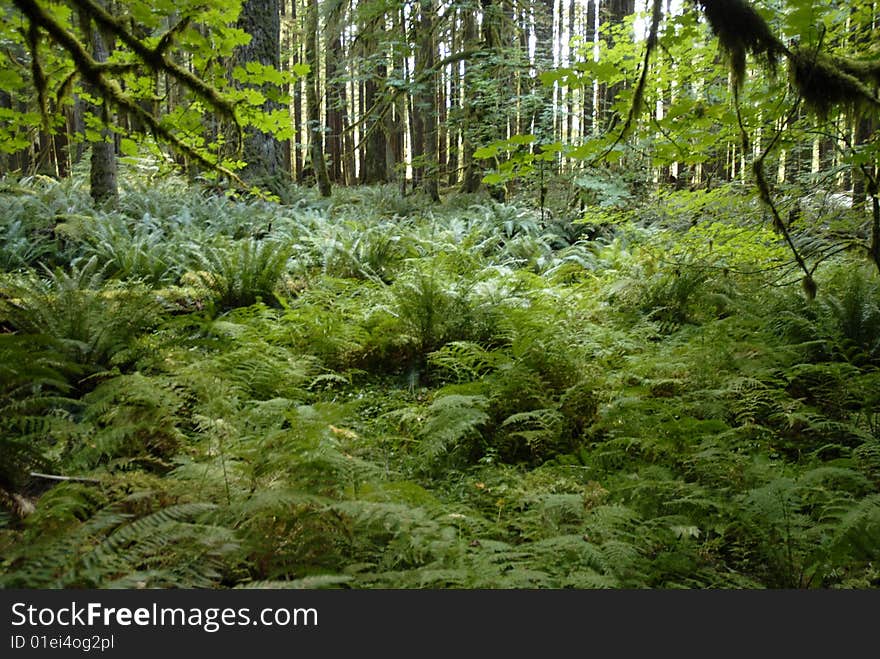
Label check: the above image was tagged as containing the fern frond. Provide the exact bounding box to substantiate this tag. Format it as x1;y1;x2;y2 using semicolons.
417;395;489;463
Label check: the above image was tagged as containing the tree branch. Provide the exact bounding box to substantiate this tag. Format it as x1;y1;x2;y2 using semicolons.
12;0;250;191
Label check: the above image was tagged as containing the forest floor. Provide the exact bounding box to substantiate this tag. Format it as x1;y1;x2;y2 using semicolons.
1;170;879;588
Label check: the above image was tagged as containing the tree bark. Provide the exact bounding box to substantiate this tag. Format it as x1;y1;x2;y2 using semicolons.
236;0;287;187
83;6;117;205
325;7;348;183
458;6;481;192
416;0;440;200
306;0;331;196
361;57;388;183
290;0;304;181
599;0;635;131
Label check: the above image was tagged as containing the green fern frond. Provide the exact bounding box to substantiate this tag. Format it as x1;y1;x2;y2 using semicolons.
828;494;880;561
1;259;162;375
188;237;292;310
417;394;489;463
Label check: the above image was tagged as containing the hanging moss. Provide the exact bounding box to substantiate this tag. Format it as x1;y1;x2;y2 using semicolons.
833;56;880;89
802;275;818;301
789;48;880;118
692;0;783;87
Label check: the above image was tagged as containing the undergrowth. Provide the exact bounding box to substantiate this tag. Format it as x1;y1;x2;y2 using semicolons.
1;175;878;589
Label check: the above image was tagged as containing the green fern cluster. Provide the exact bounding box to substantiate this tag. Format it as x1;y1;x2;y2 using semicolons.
0;257;162;379
186;238;293;310
2;173;879;590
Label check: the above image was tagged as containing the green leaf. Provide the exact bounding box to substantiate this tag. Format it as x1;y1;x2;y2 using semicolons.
119;138;139;157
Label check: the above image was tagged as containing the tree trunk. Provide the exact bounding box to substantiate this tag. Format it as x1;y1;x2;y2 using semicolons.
389;7;407;186
417;0;440;200
84;6;117;205
566;0;576;144
582;0;597;137
447;10;460;186
325;7;347;183
279;0;293;177
306;0;331;196
237;0;287;188
361;57;388;183
290;0;304;181
599;0;636;131
459;6;481;192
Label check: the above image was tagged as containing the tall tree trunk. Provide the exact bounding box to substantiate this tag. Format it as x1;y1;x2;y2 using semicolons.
447;9;460;186
290;0;304;181
361;61;388;185
416;0;440;200
389;7;407;187
279;0;293;177
306;0;331;195
599;0;635;131
438;61;448;184
237;0;287;188
515;0;532;135
357;8;390;185
341;28;356;185
582;0;597;137
467;0;507;199
529;0;556;179
459;5;481;192
325;7;347;183
82;6;117;205
566;0;576;145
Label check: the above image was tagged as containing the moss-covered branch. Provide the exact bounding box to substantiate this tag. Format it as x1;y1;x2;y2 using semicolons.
11;0;248;190
68;0;239;125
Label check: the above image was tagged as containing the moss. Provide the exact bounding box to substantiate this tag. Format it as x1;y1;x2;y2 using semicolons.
833;56;880;89
693;0;782;87
790;48;880;118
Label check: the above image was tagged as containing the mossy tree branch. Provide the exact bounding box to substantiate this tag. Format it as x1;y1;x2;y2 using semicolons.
11;0;250;191
68;0;240;126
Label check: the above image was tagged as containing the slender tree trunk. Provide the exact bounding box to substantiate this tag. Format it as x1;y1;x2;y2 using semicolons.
306;0;331;196
417;0;440;200
341;29;356;184
290;0;304;181
410;86;424;188
582;0;597;137
389;8;407;186
599;0;635;131
438;62;447;184
0;92;13;173
325;7;347;183
447;10;460;186
279;0;293;177
459;6;481;192
515;1;530;137
566;0;576;145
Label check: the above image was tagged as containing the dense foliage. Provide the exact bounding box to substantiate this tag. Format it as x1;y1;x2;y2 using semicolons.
1;169;878;589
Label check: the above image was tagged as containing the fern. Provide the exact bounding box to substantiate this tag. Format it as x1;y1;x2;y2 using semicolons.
236;575;353;589
0;217;53;270
402;394;490;466
827;494;880;562
2;495;237;588
67;373;186;472
0;334;78;489
771;265;880;367
188;237;292;310
0;257;162;376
